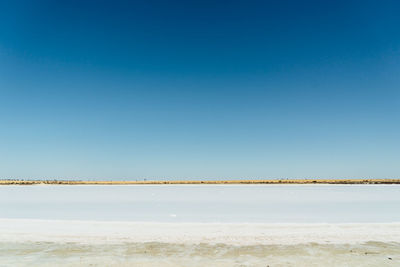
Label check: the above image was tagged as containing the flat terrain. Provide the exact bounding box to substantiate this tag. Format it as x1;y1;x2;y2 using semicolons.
1;184;400;266
1;179;400;185
1;239;399;267
2;184;400;222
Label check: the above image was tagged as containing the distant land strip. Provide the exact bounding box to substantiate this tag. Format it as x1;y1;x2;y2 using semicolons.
1;179;400;185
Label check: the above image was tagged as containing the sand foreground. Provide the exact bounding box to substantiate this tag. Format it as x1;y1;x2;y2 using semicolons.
1;219;400;266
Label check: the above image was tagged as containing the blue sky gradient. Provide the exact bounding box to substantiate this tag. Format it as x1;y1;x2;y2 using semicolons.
0;0;399;179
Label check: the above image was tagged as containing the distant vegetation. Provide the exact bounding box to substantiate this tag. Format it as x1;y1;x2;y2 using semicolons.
0;179;400;185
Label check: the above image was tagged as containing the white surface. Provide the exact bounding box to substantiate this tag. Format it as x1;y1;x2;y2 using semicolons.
1;219;400;245
2;185;400;266
1;184;400;223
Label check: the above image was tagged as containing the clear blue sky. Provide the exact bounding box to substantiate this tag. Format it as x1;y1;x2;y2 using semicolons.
0;0;399;180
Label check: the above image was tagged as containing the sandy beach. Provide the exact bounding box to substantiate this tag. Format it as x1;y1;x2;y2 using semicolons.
1;219;399;266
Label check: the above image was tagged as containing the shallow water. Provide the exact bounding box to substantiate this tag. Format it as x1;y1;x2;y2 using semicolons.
1;185;400;223
1;241;399;266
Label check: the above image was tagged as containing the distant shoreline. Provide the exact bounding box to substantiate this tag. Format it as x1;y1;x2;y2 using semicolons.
1;179;400;185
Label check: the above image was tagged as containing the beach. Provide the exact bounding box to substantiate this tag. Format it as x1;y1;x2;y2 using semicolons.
1;240;398;266
1;219;400;266
1;185;399;266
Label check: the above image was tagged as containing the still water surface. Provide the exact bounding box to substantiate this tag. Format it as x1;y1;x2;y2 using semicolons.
1;184;399;223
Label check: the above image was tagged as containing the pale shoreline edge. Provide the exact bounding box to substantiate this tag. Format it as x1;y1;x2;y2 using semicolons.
1;219;400;245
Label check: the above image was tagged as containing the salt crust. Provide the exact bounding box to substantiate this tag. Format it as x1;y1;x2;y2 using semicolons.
1;219;400;245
